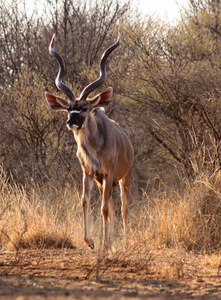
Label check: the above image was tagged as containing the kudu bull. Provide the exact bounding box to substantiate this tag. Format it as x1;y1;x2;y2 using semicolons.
45;34;134;253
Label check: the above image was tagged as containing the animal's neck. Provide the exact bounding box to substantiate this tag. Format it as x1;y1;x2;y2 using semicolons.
74;112;104;174
73;112;102;150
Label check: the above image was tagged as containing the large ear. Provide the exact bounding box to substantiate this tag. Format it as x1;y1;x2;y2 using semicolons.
45;92;68;111
90;87;113;108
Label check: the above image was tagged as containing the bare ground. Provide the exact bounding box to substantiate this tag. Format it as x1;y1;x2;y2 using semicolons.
0;247;221;299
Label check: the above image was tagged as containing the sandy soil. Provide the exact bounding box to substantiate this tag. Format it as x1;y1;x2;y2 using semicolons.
0;247;221;299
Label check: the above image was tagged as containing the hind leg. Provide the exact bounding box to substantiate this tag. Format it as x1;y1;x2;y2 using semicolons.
98;176;115;255
108;195;116;248
119;167;133;245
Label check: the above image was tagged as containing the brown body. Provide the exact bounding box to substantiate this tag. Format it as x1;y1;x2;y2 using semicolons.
45;35;134;253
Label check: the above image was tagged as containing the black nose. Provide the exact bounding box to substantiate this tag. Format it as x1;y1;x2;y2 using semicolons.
67;117;78;127
67;119;75;127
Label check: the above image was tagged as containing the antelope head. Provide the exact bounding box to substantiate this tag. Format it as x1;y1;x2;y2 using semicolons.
45;34;120;131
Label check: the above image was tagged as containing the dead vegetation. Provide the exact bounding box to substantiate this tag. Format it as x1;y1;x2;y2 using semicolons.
1;165;221;258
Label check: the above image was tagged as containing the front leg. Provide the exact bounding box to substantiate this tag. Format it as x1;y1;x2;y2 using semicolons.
81;171;94;249
101;175;115;255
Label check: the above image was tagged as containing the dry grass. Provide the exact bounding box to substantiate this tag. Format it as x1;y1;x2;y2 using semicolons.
0;166;84;251
1;166;221;256
129;171;221;252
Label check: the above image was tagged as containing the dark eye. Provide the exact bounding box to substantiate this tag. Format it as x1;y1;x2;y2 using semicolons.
82;107;88;112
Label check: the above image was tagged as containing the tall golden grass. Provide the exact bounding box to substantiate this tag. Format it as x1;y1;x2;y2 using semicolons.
0;166;83;250
0;166;221;253
129;171;221;252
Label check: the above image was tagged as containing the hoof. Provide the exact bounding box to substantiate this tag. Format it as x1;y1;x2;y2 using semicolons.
85;238;94;250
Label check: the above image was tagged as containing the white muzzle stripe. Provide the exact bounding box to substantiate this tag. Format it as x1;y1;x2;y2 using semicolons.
70;110;80;114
